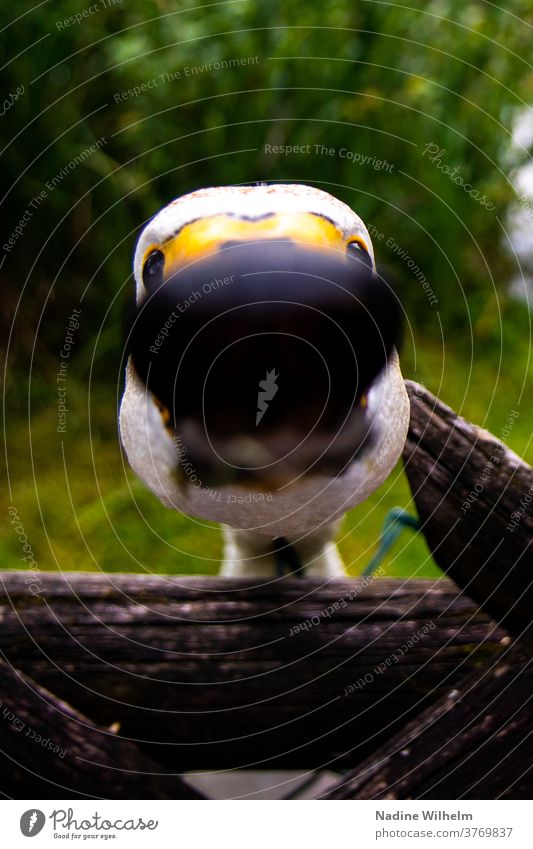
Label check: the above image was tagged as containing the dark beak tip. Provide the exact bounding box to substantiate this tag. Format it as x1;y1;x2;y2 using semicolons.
129;242;402;431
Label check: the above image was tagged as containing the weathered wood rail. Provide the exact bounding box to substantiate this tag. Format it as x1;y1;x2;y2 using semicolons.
0;659;204;799
0;380;531;798
0;573;504;779
403;381;533;632
324;639;533;800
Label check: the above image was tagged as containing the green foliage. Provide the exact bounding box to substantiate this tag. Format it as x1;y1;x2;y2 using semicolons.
1;1;532;575
3;1;532;358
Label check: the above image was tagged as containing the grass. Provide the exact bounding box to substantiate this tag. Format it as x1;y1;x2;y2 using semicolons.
2;314;531;580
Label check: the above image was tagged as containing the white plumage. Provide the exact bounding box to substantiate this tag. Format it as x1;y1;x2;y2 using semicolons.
120;184;409;576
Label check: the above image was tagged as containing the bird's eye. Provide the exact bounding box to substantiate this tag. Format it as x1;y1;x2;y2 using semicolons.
347;240;373;270
142;249;165;293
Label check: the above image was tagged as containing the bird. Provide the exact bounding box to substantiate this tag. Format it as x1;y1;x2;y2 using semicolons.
120;184;409;577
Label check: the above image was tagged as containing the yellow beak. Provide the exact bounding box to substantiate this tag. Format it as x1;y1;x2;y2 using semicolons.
143;211;366;277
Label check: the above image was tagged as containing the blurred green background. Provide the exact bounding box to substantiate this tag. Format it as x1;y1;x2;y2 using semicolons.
1;0;532;578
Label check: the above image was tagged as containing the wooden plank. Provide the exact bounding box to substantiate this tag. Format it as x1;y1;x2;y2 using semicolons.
403;381;533;632
323;637;533;800
0;659;203;799
0;572;505;770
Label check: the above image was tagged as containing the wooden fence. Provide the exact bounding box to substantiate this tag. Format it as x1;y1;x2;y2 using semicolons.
1;381;531;799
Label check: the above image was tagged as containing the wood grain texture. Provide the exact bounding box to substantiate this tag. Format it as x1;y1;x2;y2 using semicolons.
323;637;533;800
0;659;203;799
0;572;504;770
403;380;533;632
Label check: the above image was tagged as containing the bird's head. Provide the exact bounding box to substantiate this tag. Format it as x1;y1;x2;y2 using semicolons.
128;184;401;489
